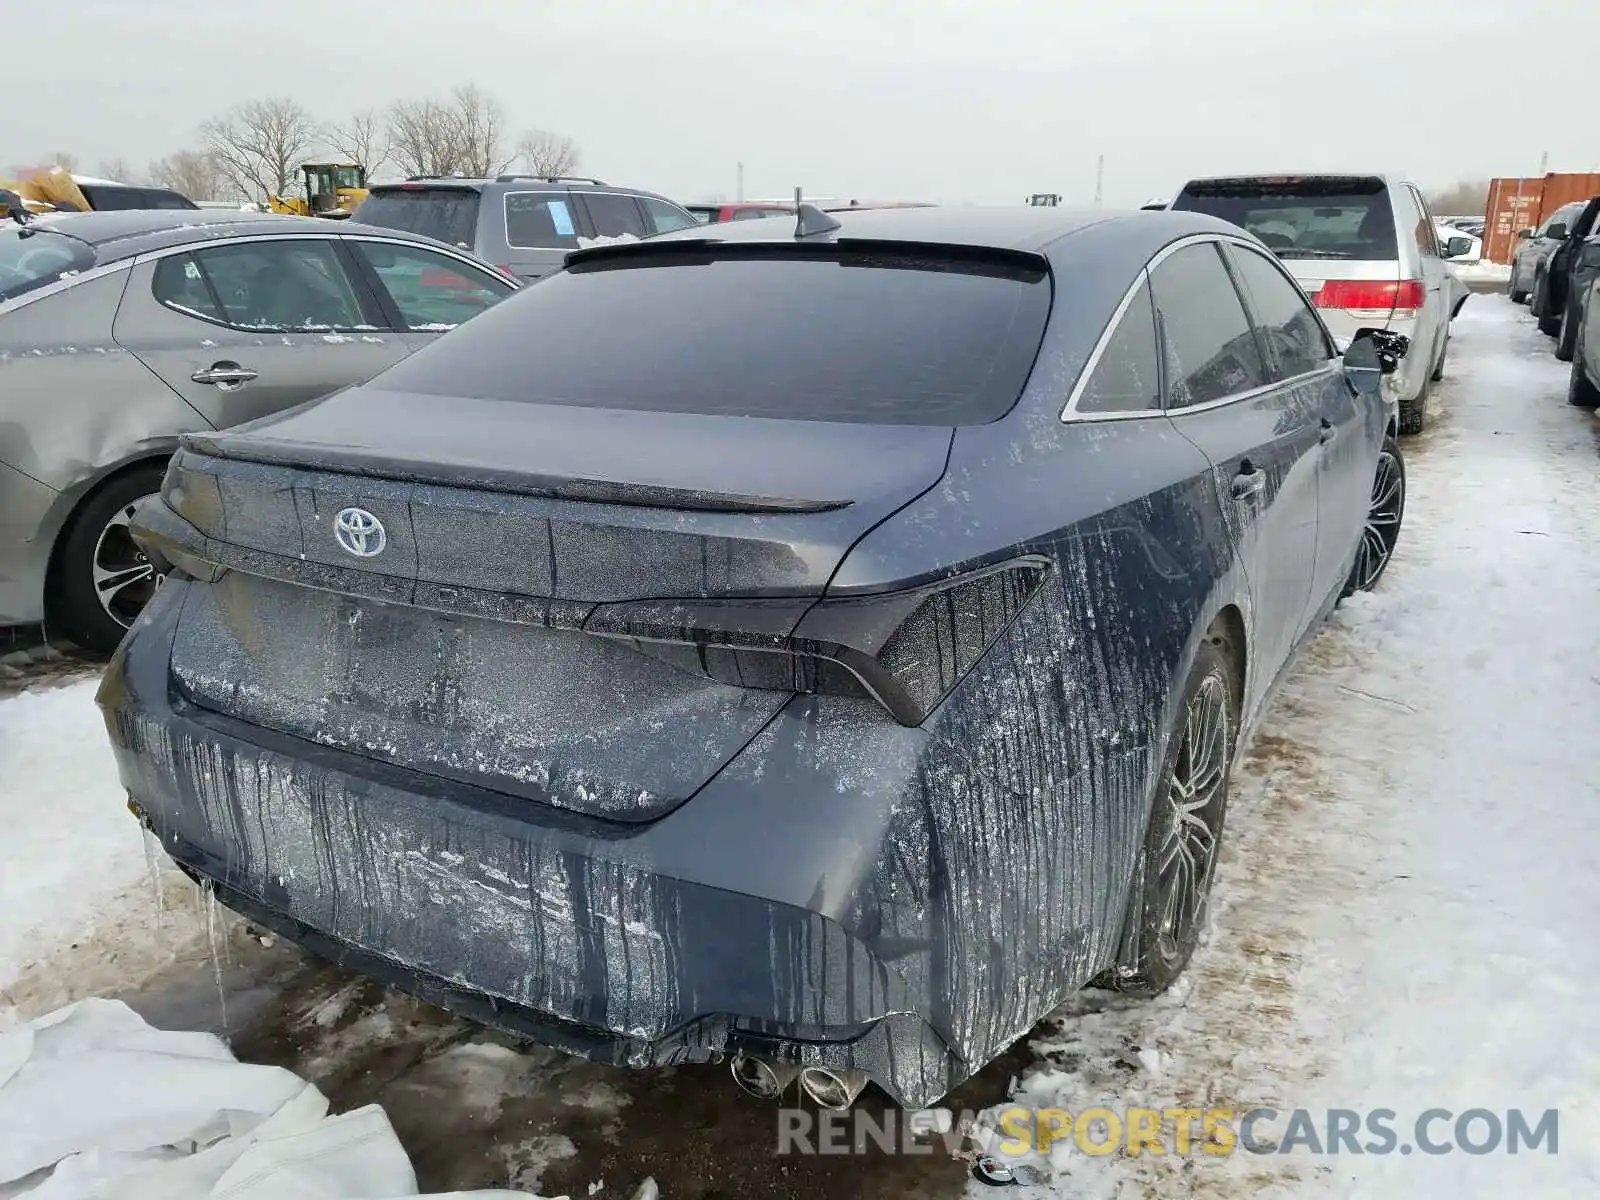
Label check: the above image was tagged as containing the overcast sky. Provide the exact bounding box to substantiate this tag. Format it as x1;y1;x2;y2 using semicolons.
8;0;1598;206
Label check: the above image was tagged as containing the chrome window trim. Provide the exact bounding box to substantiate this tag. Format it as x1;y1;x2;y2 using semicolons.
131;231;511;332
0;257;133;315
136;234;370;334
1061;233;1343;424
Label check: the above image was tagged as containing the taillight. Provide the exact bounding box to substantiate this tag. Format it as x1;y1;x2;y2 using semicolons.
494;264;519;279
583;559;1050;726
1314;279;1424;316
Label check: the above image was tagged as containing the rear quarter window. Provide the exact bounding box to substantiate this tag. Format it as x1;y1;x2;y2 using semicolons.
0;229;95;302
1172;178;1399;261
371;247;1053;425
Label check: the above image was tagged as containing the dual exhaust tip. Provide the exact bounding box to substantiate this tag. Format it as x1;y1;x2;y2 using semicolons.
729;1054;869;1109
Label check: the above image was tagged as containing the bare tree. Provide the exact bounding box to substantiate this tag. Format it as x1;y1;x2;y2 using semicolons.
326;109;388;175
202;98;321;204
93;157;142;184
149;150;225;201
449;85;513;177
387;97;461;178
516;129;580;178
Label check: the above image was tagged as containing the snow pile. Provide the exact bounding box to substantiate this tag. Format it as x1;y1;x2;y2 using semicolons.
0;998;535;1200
1451;259;1511;283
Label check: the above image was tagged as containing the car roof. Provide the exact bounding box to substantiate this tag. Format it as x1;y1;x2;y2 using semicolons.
367;177;679;202
1178;172;1400;189
642;205;1244;255
26;209;463;262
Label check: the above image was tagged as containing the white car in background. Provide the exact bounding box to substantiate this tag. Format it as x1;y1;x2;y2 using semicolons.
1436;221;1482;263
1170;173;1475;435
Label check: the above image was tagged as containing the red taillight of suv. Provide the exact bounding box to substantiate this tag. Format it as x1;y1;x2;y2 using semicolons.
1314;279;1425;318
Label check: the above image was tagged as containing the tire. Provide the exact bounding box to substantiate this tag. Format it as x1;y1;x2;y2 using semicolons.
1570;354;1600;410
1430;334;1448;382
1509;264;1528;304
1342;435;1406;596
1555;301;1579;361
1530;271;1551;326
1397;375;1428;435
49;463;168;653
1537;292;1562;338
1100;634;1240;997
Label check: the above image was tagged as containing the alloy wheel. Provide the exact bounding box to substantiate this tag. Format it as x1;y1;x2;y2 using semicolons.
1350;450;1403;592
91;496;164;628
1153;672;1230;963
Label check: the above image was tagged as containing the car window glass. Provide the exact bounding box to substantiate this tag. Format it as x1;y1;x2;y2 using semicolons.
189;240;365;331
152;253;224;321
0;228;95;303
1227;245;1333;381
1541;205;1579;236
355;188;481;248
1171;178;1397;260
582;192;647;240
1150;242;1266;408
733;207;783;221
504;192;579;249
1076;280;1160;414
372;247;1052;426
638;196;699;235
352;240;510;331
1408;188;1439;257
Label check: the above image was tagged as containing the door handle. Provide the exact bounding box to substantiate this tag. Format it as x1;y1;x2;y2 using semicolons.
1230;465;1266;500
1319;419;1337;444
191;362;258;389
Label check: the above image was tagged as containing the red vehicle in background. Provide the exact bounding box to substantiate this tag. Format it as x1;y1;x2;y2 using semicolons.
685;202;794;224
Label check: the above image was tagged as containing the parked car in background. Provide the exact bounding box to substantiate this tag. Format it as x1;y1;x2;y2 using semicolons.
686;202;794;224
1170;173;1469;434
1564;235;1600;405
1507;199;1599;317
1434;221;1481;263
1516;196;1600;346
0;210;517;650
106;205;1409;1113
354;176;699;282
72;177;199;212
1440;215;1484;238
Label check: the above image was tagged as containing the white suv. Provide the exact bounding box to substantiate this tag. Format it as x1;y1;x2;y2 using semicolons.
1170;174;1474;434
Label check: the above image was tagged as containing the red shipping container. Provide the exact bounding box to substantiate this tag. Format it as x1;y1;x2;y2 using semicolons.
1483;173;1600;264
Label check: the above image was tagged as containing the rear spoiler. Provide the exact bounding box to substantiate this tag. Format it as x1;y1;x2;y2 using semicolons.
562;237;1051;281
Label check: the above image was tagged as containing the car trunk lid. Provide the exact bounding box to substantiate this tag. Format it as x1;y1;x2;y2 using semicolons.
159;398;953;822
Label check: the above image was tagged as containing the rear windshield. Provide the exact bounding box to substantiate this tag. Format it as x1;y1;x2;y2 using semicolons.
354;188;481;247
0;228;95;303
373;247;1052;425
1172;178;1398;260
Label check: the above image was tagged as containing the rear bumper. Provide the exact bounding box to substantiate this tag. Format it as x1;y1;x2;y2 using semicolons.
97;583;961;1106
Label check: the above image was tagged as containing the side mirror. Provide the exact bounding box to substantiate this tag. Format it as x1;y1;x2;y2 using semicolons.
1517;228;1534;239
1546;224;1568;241
1442;236;1473;259
1580;241;1600;268
1345;327;1410;382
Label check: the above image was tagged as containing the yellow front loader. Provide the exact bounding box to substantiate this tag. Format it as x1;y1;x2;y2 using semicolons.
268;163;369;219
0;164;92;216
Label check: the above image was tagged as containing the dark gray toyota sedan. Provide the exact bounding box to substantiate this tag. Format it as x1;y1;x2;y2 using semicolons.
101;206;1407;1110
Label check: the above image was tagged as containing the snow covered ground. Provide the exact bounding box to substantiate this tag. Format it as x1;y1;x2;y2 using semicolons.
0;296;1595;1198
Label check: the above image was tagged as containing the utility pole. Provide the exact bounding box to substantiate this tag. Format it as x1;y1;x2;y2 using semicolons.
737;161;745;202
1093;155;1104;207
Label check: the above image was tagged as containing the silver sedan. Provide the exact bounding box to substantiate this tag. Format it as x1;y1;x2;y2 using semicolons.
0;209;517;650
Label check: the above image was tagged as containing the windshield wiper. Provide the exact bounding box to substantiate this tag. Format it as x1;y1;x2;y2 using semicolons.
1273;248;1355;259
